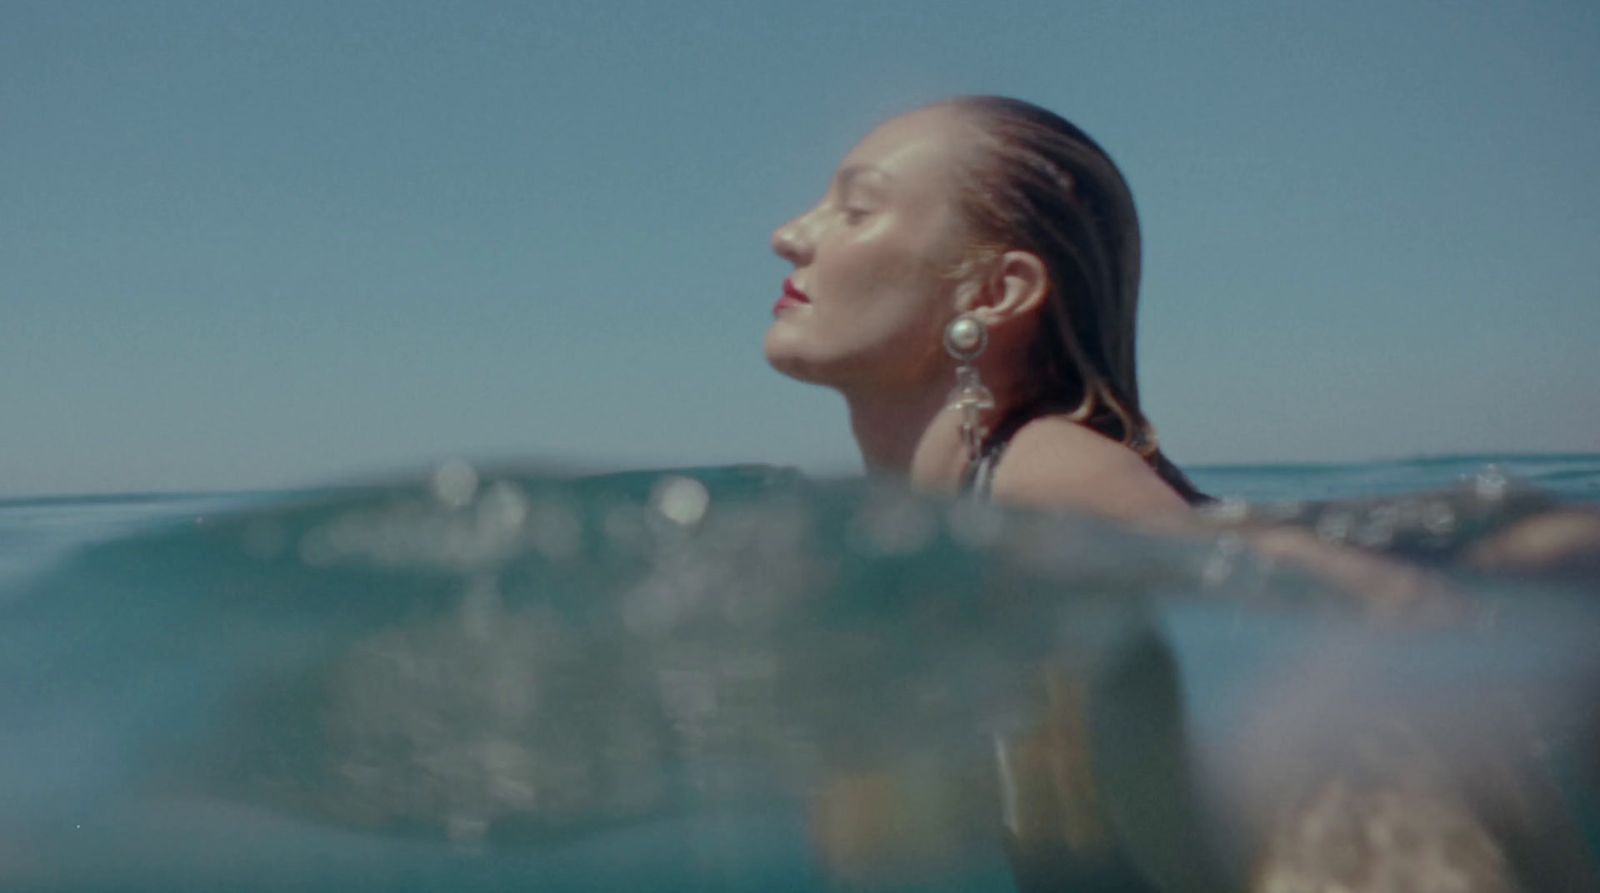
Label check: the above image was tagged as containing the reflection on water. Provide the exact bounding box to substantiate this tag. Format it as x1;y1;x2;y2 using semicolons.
0;462;1596;891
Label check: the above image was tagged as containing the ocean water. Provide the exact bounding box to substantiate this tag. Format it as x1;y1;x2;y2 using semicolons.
1;455;1596;892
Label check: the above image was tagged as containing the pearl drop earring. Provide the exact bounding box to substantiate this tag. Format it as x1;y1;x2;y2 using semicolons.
943;313;994;464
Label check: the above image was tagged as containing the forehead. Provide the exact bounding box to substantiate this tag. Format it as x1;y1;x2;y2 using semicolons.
839;106;971;189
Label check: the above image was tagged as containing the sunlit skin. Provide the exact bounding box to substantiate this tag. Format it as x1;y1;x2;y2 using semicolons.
767;107;1187;521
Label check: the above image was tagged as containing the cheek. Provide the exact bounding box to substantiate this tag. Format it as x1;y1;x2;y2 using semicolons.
815;270;950;384
766;223;963;386
837;249;953;348
823;234;950;327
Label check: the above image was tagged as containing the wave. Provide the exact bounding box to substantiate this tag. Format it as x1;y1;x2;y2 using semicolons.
0;464;1595;890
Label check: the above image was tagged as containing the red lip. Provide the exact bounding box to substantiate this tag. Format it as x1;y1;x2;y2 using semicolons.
773;278;811;315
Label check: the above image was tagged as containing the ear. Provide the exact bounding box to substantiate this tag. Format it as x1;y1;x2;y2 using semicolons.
963;250;1049;329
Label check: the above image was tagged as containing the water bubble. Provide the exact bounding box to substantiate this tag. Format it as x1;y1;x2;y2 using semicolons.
1472;465;1510;502
651;475;710;527
477;480;530;533
431;458;479;510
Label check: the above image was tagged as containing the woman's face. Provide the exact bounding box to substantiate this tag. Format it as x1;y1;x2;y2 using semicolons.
765;107;975;393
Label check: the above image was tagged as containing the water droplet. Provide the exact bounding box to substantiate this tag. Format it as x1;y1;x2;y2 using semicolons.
431;458;479;510
1473;465;1510;502
477;480;530;533
651;476;710;527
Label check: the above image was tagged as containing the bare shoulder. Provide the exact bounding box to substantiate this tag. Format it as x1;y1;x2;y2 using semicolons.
988;416;1191;522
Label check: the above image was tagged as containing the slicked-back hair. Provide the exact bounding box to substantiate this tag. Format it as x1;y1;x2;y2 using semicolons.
942;96;1207;504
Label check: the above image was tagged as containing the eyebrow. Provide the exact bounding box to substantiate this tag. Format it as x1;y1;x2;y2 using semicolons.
834;163;893;195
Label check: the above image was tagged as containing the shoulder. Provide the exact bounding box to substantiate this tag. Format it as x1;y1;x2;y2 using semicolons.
988;416;1191;522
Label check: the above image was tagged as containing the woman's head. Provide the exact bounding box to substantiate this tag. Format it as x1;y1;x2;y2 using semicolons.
768;97;1199;497
764;106;975;391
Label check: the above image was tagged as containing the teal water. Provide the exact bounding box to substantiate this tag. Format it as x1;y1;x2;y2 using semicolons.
1;455;1596;891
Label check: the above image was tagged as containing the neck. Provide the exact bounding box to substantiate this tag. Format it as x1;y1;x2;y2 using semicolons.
842;360;1023;494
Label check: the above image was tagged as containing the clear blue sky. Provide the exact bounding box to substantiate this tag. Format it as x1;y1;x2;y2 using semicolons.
3;1;1597;496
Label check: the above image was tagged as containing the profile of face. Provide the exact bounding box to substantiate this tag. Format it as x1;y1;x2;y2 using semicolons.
765;107;976;394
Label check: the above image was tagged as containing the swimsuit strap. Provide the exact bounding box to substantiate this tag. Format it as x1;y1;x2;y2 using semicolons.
961;407;1038;502
963;439;1005;502
962;402;1213;507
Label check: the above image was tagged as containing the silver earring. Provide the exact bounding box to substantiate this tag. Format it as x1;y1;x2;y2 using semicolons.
944;314;994;463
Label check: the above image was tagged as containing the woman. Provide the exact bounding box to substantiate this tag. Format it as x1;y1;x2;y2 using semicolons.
762;98;1600;891
763;97;1219;891
765;95;1206;521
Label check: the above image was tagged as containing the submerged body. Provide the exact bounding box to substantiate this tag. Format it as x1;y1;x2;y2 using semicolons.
2;460;1595;891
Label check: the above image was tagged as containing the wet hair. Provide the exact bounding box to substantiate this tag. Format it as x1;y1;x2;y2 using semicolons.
939;95;1208;504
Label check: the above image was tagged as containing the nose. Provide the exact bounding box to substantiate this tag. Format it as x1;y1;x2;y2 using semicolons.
771;209;814;265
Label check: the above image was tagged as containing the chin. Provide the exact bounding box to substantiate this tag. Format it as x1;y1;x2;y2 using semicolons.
764;326;830;386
